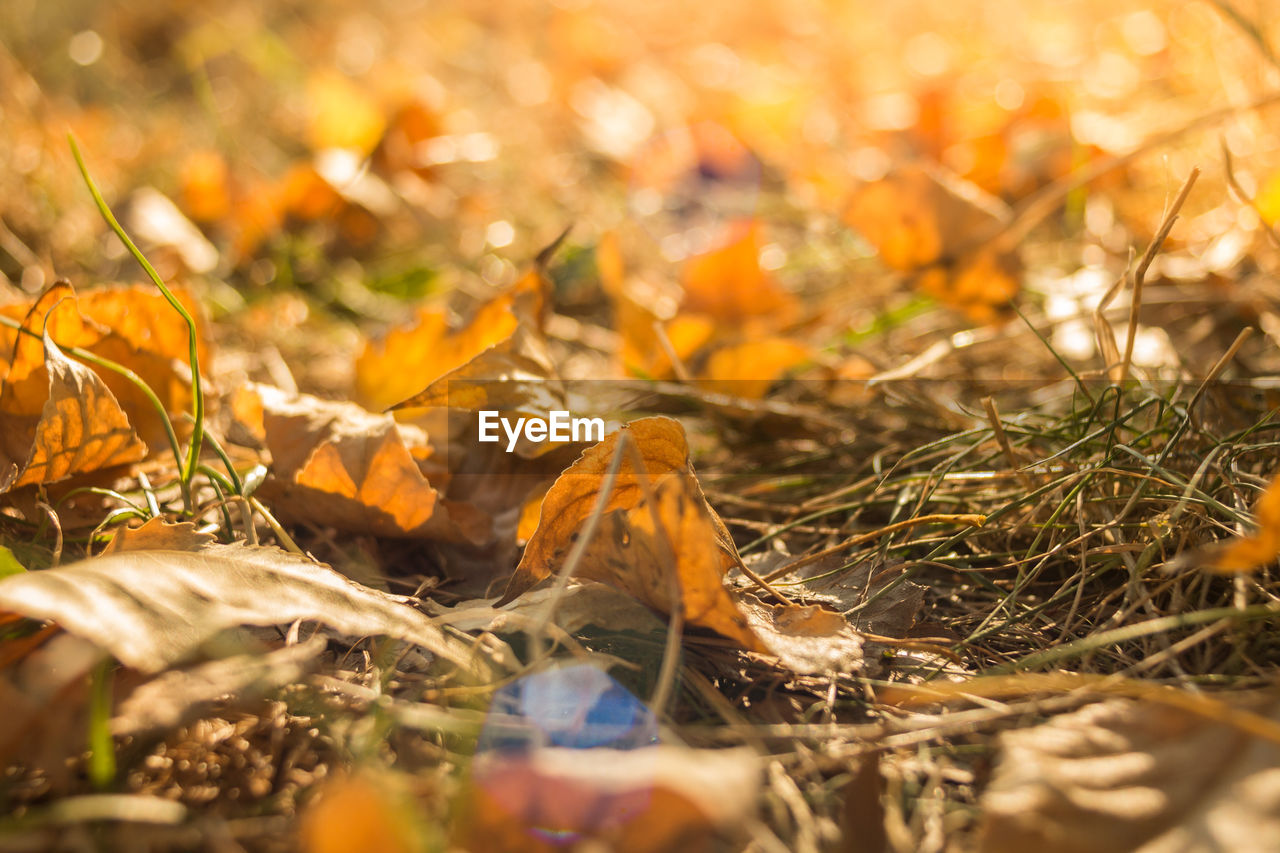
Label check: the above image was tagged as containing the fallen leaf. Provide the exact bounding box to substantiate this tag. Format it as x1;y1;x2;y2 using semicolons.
680;219;795;323
740;598;867;675
978;697;1280;853
357;267;547;413
0;541;486;677
0;331;147;493
239;383;487;543
1;280;208;451
1195;472;1280;573
460;745;760;853
103;517;216;553
300;771;423;853
843;164;1020;322
573;472;764;649
496;416;761;648
111;636;325;737
702;337;811;399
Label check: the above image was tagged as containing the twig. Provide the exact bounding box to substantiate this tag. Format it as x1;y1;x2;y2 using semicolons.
1121;167;1199;381
982;396;1033;488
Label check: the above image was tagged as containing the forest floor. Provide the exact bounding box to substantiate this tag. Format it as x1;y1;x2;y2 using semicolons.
2;1;1280;851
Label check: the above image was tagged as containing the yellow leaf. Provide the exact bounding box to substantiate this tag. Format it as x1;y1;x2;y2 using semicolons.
356;268;547;412
306;72;386;155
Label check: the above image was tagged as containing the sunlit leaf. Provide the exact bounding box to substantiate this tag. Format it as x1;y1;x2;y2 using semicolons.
0;332;147;493
498;417;761;650
680;220;795;323
0;541;487;677
1197;472;1280;573
237;383;488;543
979;698;1280;853
357;268;547;412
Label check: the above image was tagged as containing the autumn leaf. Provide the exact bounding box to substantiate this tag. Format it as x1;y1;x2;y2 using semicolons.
357;266;549;413
498;416;762;650
1191;472;1280;573
0;331;146;493
680;219;795;323
978;698;1280;853
0;539;487;677
234;383;489;543
499;416;718;599
1;280;207;451
843;164;1021;322
575;471;764;649
739;598;868;675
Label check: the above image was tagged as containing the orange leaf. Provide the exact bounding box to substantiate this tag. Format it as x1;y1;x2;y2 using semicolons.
844;164;1021;322
1200;474;1280;573
701;337;811;399
0;332;146;492
0;281;208;451
240;384;487;543
498;416;762;650
356;268;548;412
680;220;795;323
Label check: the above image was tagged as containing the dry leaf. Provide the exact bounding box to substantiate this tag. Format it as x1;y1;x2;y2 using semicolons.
0;541;486;677
356;267;547;412
240;383;487;543
103;517;216;553
1;280;207;451
978;697;1280;853
702;337;811;399
680;220;795;323
498;416;760;649
111;636;325;737
574;472;764;649
300;771;422;853
1195;472;1280;573
458;745;760;853
740;598;867;675
500;419;721;582
0;331;147;492
843;164;1020;322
